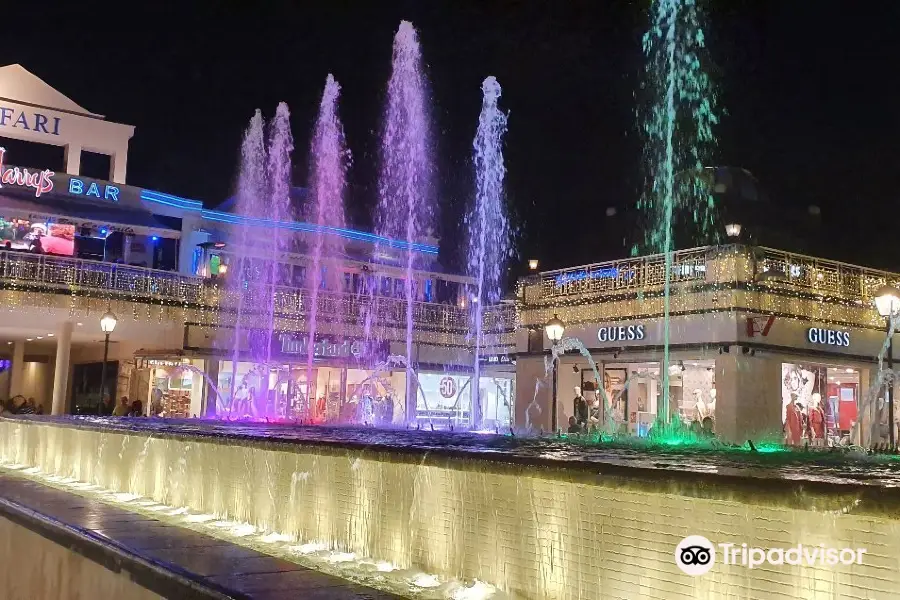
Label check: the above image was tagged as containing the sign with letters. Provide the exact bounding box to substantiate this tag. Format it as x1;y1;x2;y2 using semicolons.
0;106;61;136
806;327;850;347
597;324;646;343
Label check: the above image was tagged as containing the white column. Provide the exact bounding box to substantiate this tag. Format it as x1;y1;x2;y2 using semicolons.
64;144;82;176
110;148;128;184
9;341;24;398
51;322;74;415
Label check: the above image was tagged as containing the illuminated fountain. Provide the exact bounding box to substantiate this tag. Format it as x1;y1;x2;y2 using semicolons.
375;20;435;425
223;104;295;419
467;76;511;429
305;75;350;421
636;0;719;428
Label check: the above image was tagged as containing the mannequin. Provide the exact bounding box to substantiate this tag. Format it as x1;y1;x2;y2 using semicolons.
707;389;717;417
573;386;588;426
808;392;825;440
784;393;802;445
692;389;709;422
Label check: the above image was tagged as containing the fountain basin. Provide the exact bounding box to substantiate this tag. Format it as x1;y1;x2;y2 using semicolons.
2;416;899;599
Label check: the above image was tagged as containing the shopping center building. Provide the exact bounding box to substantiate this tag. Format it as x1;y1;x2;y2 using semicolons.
515;245;899;446
0;64;516;427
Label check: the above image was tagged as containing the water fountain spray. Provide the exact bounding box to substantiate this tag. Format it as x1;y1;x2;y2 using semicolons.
637;0;719;428
468;76;510;429
376;21;434;425
306;75;350;420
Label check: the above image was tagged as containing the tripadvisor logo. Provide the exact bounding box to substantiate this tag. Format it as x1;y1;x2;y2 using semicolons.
675;536;866;576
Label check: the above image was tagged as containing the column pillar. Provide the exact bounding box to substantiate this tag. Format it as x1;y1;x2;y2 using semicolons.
109;148;128;183
203;359;219;417
51;322;74;415
9;341;24;399
64;144;82;176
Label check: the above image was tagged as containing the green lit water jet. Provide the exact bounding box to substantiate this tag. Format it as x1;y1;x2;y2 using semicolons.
637;0;719;430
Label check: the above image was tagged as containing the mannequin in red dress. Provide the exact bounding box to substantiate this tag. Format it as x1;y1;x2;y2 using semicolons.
784;395;802;445
808;393;826;440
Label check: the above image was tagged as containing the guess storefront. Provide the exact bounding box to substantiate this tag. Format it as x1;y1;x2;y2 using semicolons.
516;311;892;445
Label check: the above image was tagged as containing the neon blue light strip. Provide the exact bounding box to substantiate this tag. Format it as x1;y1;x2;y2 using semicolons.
140;189;439;254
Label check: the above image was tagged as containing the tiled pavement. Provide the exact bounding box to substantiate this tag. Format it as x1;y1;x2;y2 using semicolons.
0;474;400;599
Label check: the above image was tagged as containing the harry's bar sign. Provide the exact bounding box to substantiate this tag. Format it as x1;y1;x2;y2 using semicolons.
0;147;53;197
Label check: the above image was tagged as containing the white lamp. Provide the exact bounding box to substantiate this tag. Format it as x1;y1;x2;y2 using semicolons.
545;314;565;343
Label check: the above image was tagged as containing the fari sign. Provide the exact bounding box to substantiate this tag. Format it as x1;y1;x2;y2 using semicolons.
0;106;61;136
598;324;646;343
807;327;850;347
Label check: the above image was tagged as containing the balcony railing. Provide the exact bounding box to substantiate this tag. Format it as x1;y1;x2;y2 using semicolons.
0;251;517;334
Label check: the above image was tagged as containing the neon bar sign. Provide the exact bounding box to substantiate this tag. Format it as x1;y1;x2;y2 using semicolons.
0;148;53;197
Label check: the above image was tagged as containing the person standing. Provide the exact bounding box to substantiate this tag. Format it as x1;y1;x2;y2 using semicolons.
573;386;589;428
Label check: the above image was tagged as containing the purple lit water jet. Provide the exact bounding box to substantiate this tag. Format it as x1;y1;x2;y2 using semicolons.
306;75;349;420
468;76;510;430
376;21;434;424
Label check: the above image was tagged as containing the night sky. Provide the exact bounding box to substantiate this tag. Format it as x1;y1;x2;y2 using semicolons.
2;1;899;273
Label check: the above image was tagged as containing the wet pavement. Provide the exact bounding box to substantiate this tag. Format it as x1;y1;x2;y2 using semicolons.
18;415;900;488
0;474;399;599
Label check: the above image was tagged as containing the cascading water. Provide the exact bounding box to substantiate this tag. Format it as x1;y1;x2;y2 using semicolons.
306;75;349;421
376;21;434;425
637;0;719;427
467;76;510;430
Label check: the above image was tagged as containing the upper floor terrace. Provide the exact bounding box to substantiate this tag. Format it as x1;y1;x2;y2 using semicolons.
0;250;517;347
518;245;900;332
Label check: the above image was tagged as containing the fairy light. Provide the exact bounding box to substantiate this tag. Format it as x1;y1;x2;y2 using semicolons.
520;246;898;332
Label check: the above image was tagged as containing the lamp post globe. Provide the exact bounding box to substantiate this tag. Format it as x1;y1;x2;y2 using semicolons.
100;311;118;334
545;314;565;343
874;285;900;319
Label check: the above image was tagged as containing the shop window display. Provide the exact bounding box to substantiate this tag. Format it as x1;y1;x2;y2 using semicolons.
781;363;859;446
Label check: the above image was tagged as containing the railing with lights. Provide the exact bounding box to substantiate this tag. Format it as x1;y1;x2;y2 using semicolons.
0;251;517;336
523;246;712;303
518;245;900;330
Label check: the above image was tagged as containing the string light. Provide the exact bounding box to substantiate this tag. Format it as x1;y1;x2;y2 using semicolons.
521;246;897;332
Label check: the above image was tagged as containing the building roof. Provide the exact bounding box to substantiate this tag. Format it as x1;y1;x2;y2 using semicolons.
0;64;102;118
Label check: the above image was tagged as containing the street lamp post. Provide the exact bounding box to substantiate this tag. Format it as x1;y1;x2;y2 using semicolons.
874;285;900;449
544;314;565;433
99;310;118;414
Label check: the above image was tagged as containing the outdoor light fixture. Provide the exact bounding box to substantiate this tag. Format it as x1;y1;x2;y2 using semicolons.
99;310;118;414
725;223;742;238
544;314;565;344
218;263;228;275
544;315;565;433
874;284;900;449
528;259;539;271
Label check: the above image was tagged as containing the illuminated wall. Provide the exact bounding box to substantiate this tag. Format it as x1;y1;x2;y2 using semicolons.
2;419;899;599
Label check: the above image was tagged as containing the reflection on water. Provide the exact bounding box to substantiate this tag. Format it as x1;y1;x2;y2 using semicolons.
18;415;900;488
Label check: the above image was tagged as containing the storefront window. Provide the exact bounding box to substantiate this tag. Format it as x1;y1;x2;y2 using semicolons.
781;362;860;446
147;359;206;418
417;373;471;426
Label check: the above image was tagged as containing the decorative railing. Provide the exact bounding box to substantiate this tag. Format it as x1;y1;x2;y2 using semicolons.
523;246;712;303
754;247;900;302
522;245;900;307
0;251;517;334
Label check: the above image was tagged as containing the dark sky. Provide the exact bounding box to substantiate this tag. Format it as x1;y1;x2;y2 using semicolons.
3;1;899;272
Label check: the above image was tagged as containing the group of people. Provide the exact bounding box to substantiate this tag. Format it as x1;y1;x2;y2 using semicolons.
101;394;144;417
1;395;43;415
783;392;827;446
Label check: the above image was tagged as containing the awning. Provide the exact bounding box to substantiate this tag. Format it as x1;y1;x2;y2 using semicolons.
0;193;181;238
